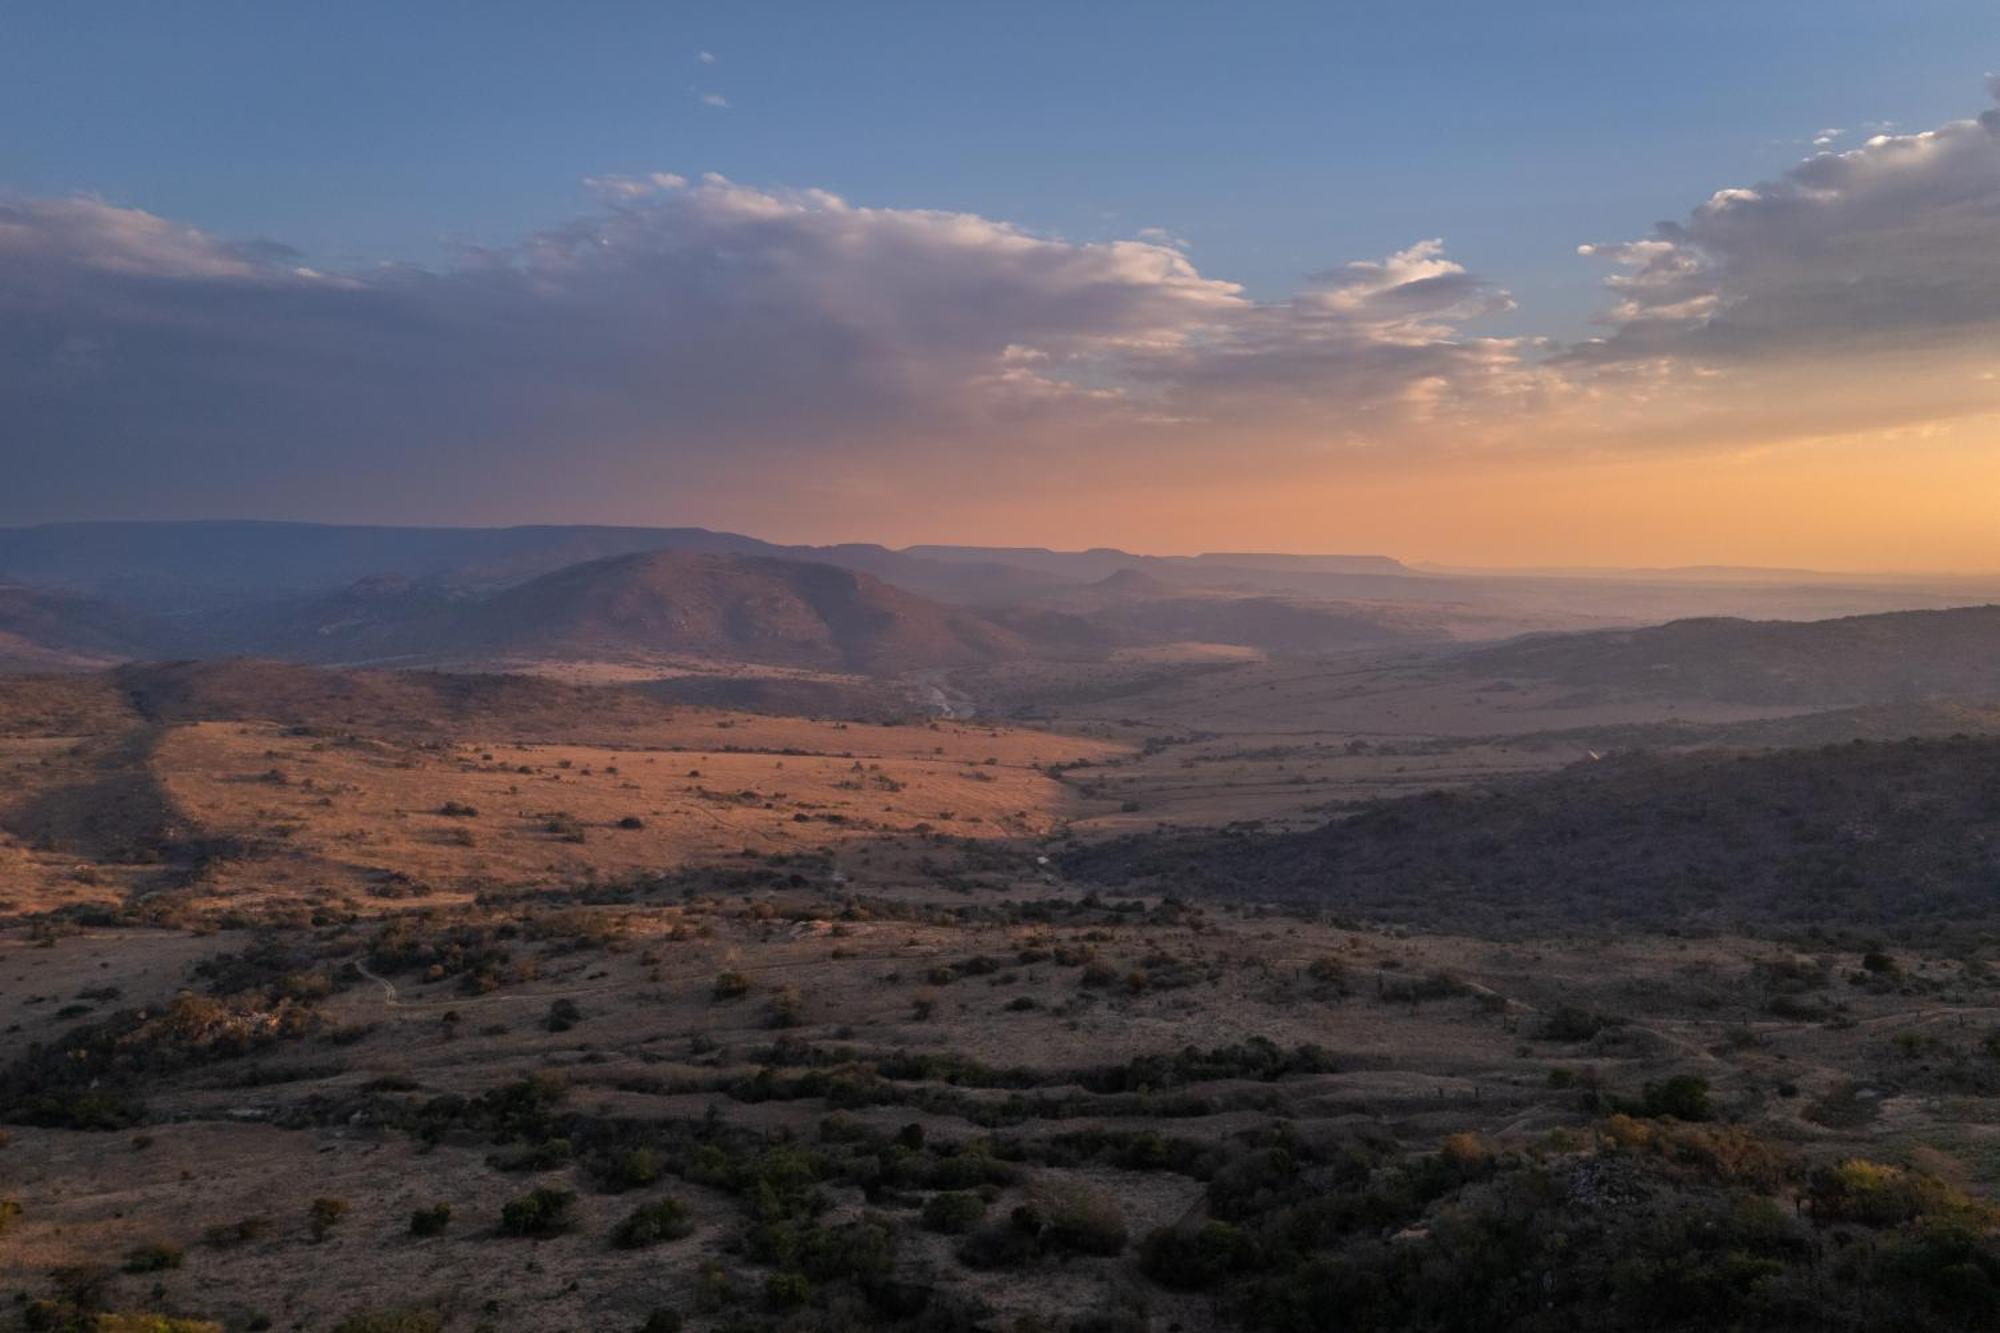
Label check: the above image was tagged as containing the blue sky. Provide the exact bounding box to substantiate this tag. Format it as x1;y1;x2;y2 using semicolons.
9;0;1998;337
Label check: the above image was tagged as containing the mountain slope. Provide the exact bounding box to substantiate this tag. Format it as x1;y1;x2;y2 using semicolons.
450;551;1031;672
1066;736;2000;935
1461;603;2000;704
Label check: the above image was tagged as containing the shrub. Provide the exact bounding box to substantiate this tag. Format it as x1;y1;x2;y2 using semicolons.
546;998;583;1032
437;802;478;818
330;1312;444;1333
958;1208;1043;1270
0;1197;19;1237
202;1215;267;1248
408;1203;452;1237
713;970;751;1001
765;1271;812;1309
1539;1005;1614;1042
1637;1074;1712;1121
308;1197;349;1241
638;1311;684;1333
764;987;804;1029
612;1197;695;1249
123;1240;184;1272
618;816;647;830
603;1147;664;1191
1807;1158;1972;1227
500;1185;577;1237
1038;1183;1128;1256
1305;956;1350;997
921;1191;988;1235
1140;1219;1252;1289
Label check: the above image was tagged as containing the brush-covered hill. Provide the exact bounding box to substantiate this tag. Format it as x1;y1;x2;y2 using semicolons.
184;551;1038;673
452;551;1032;672
1066;735;2000;936
1461;603;2000;705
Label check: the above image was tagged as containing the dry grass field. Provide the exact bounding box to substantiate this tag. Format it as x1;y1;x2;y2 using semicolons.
7;662;2000;1332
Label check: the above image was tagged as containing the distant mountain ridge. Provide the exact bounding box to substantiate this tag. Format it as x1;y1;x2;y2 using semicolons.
0;521;1415;611
182;550;1034;673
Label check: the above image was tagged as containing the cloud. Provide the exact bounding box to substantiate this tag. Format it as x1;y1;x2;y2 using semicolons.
11;80;2000;532
698;50;717;64
0;175;1530;523
1575;84;2000;364
697;91;730;109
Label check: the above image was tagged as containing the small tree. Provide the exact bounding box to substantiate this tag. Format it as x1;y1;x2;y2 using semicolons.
408;1203;452;1237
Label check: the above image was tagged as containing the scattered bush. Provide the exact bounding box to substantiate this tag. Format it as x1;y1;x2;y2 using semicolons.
202;1215;267;1248
499;1185;577;1237
329;1311;444;1333
122;1240;184;1272
545;998;583;1032
612;1197;695;1249
408;1203;451;1237
921;1191;987;1234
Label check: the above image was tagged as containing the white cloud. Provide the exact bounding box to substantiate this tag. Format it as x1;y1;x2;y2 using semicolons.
697;91;730;108
1574;81;2000;364
698;50;717;64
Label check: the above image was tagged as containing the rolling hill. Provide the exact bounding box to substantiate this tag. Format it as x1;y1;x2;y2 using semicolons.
451;550;1032;671
1461;603;2000;705
1065;735;2000;936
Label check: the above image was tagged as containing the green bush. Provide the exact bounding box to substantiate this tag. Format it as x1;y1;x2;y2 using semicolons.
1038;1183;1127;1256
308;1196;349;1241
499;1185;577;1237
122;1240;184;1273
202;1215;266;1248
765;1271;812;1310
329;1311;444;1333
611;1197;695;1249
1141;1220;1252;1289
408;1203;451;1237
921;1191;988;1235
1637;1074;1712;1121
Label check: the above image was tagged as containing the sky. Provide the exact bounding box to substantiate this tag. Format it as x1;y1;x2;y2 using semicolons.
6;1;2000;569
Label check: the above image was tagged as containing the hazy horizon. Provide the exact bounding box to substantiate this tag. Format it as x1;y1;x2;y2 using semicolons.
8;515;2000;582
